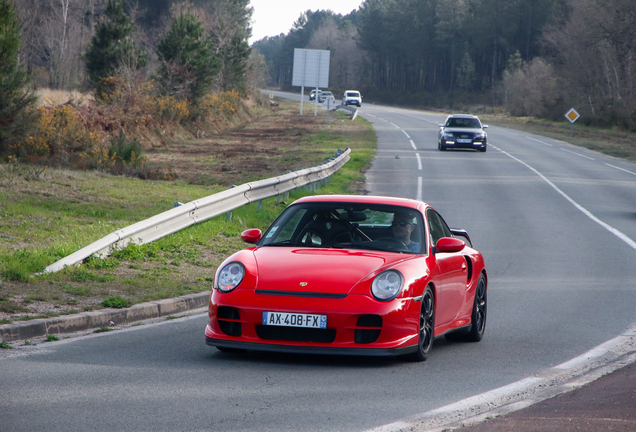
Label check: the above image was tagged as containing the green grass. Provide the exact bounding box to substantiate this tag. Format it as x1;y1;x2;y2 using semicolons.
0;109;377;321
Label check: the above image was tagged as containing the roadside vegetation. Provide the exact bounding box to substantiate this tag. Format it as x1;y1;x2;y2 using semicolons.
0;100;376;323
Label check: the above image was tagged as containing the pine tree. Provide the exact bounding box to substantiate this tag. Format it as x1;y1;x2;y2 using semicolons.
156;6;220;102
83;0;147;92
200;0;253;94
0;0;37;155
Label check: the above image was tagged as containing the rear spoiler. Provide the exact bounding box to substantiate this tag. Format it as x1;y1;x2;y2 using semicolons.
450;228;473;247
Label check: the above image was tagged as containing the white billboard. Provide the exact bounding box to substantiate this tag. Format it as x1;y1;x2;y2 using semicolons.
292;48;330;88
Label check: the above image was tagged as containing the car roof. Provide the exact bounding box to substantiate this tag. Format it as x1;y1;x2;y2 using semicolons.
447;114;479;119
293;194;428;210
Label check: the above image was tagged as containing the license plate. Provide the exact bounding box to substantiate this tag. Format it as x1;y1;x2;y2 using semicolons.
457;138;472;143
262;311;327;328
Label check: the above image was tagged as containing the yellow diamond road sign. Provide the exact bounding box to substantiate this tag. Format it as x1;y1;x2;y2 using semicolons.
565;108;580;123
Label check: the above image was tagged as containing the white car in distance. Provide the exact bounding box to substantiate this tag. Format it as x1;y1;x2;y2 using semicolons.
343;90;362;107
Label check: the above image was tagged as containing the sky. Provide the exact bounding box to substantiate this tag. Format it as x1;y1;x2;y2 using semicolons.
249;0;365;43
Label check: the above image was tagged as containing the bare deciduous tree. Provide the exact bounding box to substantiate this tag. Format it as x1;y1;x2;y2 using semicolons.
543;0;636;124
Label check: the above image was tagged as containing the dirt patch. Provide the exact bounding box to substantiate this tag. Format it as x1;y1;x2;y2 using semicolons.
147;106;333;186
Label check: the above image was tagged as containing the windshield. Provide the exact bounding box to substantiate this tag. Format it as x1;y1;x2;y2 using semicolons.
260;202;425;254
346;92;360;97
445;117;482;128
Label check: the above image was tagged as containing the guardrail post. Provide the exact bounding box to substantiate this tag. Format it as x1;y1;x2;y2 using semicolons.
257;200;262;211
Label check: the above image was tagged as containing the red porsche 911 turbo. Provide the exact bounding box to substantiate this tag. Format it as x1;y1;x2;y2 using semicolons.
205;195;487;361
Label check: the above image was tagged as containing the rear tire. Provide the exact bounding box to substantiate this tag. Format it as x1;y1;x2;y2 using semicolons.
465;274;487;341
446;274;487;342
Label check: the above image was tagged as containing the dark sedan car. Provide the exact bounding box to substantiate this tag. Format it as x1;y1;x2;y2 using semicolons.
438;114;488;152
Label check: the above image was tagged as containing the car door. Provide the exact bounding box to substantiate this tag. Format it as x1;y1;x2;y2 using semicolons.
427;209;467;327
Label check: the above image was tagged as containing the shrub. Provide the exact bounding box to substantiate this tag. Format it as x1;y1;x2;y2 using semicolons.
196;90;241;118
107;133;146;169
16;105;101;161
152;95;189;122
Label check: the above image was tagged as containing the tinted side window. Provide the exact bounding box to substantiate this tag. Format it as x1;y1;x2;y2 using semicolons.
426;209;452;245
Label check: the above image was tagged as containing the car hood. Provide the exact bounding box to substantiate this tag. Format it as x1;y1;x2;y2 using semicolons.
250;247;410;295
443;127;485;134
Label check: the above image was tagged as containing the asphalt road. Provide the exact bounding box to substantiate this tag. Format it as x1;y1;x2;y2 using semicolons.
2;98;636;432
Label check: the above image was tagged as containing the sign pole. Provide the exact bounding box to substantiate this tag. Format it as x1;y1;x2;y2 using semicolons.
565;108;580;137
300;86;304;115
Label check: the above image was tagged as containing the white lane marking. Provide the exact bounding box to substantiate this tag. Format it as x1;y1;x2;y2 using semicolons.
526;136;553;146
560;148;594;160
416;176;422;201
410;140;417;150
363;322;636;432
365;113;377;118
426;377;544;417
390;122;401;129
416;153;422;170
606;163;636;176
378;118;389;122
402;130;411;139
491;144;636;251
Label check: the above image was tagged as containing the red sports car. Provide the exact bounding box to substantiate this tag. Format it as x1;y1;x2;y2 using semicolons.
205;195;487;361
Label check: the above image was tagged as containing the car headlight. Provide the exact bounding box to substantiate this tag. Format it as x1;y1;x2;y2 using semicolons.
371;270;404;301
443;132;454;139
216;262;245;292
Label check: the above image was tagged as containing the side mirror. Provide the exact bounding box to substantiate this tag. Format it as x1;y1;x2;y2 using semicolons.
483;125;489;129
434;237;465;253
241;228;262;244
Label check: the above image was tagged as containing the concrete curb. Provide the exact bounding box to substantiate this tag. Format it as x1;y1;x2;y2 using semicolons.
0;291;210;342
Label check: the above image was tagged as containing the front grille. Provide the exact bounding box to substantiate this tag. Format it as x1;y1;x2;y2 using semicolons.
217;306;241;336
255;289;347;299
355;314;382;344
256;325;336;343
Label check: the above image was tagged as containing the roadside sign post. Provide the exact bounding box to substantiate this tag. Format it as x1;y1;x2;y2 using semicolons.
292;48;330;116
565;108;580;137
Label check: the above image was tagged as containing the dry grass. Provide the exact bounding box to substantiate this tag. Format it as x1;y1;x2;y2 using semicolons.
36;88;94;107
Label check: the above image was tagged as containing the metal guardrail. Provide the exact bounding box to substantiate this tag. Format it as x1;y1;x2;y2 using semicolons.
334;104;358;121
44;148;351;273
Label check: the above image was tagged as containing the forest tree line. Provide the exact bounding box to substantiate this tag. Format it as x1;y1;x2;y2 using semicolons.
1;0;263;171
12;0;257;96
253;0;636;129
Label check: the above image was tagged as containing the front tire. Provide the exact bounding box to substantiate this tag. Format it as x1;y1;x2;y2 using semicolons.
410;286;435;361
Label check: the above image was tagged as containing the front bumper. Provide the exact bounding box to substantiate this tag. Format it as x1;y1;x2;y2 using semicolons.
205;289;421;355
441;138;487;150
